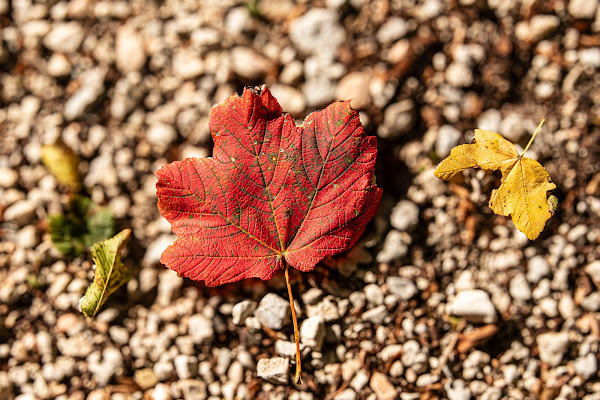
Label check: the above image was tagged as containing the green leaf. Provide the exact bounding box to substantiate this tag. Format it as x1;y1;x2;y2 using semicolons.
48;196;115;256
41;140;81;193
79;229;132;318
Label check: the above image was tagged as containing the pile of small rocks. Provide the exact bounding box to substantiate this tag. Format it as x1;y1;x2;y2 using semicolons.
1;0;600;399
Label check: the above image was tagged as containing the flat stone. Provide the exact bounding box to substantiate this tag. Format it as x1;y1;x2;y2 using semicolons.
0;167;18;187
43;22;84;53
335;71;371;110
64;67;106;120
369;372;397;400
230;46;273;80
232;300;257;326
585;261;600;285
376;230;408;263
115;25;146;74
386;277;418;301
379;344;403;362
361;305;388;324
537;332;569;367
257;357;289;385
446;289;497;323
436;125;462;158
527;255;551;283
390;200;419;231
333;388;357;400
134;368;158;390
174;355;198;379
568;0;598;19
300;316;325;351
3;200;36;226
289;8;345;59
509;273;532;301
446;62;473;87
377;100;415;139
268;84;305;116
255;293;290;330
573;353;597;380
188;314;213;344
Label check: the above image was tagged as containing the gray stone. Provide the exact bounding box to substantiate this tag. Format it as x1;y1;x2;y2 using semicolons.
361;305;388;324
300;316;325;351
376;17;408;44
16;225;38;248
445;379;471;400
378;100;415;139
303;77;336;108
573;353;597;380
0;167;18;187
558;294;577;320
364;284;384;306
581;292;600;311
88;347;123;385
115;25;146;74
64;67;106;120
216;348;232;376
579;48;600;67
153;360;174;381
386;277;418;301
289;8;345;59
43;22;84;53
146;122;177;149
145;234;176;266
335;71;371;110
390;200;419;231
585;261;600;285
156;268;183;306
539;298;558;318
230;47;274;80
268;84;305;116
568;0;598;19
256;357;289;385
173;49;204;80
515;15;560;43
446;290;497;323
174;355;198;379
376;230;408;263
349;291;367;310
527;255;551;283
350;369;369;392
446;62;473;87
333;388;357;400
306;297;340;322
537;332;569;367
108;326;129;345
188;314;213;344
379;344;403;362
302;288;323;305
255;293;290;330
509;273;532;301
232;300;257;326
477;109;502;132
436;125;462;158
3;200;36;226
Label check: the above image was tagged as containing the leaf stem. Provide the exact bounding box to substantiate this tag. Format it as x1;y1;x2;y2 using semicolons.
284;261;302;384
521;118;545;157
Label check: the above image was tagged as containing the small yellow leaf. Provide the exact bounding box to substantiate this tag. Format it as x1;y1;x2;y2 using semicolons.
434;127;556;240
41;141;81;192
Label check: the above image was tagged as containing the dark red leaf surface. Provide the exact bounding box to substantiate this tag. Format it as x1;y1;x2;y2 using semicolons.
156;87;382;287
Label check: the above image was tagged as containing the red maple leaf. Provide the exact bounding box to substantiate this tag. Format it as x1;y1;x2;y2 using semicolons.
155;86;382;382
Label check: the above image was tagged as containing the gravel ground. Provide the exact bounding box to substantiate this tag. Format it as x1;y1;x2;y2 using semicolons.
1;0;600;399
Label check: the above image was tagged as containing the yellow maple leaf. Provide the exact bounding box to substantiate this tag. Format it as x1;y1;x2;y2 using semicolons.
434;120;556;240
